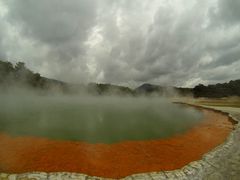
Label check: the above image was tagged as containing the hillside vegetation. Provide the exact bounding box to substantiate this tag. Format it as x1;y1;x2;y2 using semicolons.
193;80;240;98
1;60;239;98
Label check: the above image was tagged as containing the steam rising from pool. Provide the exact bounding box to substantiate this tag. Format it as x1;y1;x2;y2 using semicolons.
0;92;203;143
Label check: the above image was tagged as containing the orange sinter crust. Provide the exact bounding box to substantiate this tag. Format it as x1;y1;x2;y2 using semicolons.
0;108;235;178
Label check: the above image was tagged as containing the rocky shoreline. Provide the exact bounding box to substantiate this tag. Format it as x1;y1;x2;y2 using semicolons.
1;105;240;180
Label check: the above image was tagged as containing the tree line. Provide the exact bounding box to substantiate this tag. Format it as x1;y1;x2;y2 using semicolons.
1;60;240;97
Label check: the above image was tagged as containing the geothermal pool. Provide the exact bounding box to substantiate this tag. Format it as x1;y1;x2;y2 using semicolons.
0;94;202;143
0;93;234;178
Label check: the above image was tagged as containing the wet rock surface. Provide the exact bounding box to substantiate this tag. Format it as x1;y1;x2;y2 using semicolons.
0;105;240;180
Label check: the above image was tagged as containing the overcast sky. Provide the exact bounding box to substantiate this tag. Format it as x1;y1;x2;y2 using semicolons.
0;0;240;87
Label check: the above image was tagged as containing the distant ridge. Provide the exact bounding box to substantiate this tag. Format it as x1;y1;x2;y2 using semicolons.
87;83;134;95
135;83;192;97
193;80;240;98
0;60;69;92
0;60;239;97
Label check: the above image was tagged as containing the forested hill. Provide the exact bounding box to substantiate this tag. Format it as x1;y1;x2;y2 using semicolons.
0;60;133;95
135;83;192;97
135;81;240;98
0;60;69;92
193;80;240;98
1;60;239;97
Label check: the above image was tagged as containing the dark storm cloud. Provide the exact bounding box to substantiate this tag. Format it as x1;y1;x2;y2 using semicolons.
1;0;98;82
207;45;240;68
0;0;240;87
6;0;97;45
0;30;6;60
211;0;240;25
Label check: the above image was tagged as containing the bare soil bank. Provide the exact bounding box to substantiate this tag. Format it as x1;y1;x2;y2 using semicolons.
0;108;235;179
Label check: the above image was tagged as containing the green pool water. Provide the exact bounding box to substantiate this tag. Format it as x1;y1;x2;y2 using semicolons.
0;94;203;143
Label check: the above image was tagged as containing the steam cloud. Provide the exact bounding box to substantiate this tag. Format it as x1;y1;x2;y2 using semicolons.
0;90;202;143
